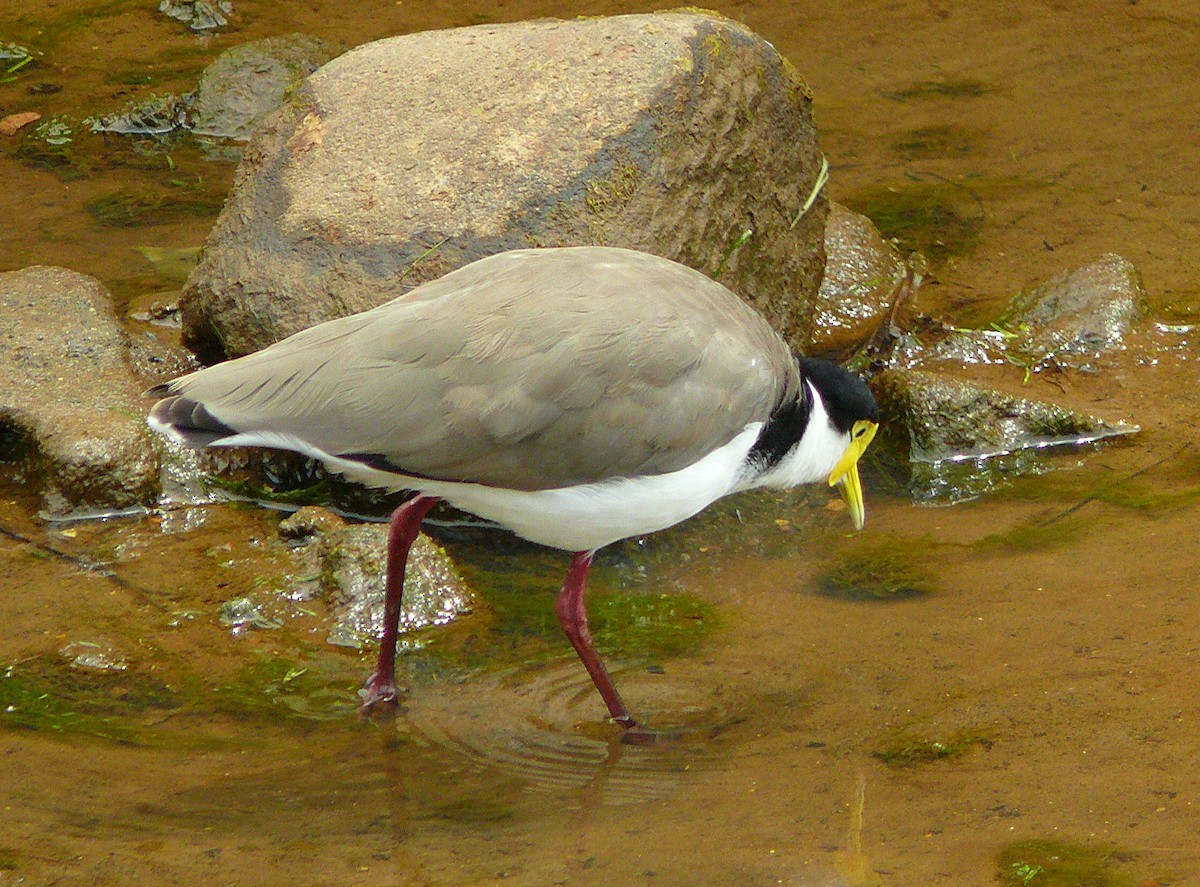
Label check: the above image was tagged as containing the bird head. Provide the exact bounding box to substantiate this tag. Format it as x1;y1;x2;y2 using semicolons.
799;358;880;530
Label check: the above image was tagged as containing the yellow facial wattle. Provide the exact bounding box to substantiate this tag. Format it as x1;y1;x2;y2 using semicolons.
828;419;878;530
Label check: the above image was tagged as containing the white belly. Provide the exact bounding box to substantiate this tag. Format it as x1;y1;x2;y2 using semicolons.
326;423;763;551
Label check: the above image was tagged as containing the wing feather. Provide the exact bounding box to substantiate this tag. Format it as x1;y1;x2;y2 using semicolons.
162;248;798;490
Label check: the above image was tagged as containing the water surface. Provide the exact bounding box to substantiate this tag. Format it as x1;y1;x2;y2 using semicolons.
1;1;1198;884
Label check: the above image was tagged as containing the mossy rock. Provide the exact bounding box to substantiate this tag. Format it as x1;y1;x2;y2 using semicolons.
871;368;1137;502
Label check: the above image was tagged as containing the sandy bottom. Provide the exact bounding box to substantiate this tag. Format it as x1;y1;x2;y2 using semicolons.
1;1;1198;884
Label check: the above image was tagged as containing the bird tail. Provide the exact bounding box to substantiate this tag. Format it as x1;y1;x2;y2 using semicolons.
146;386;238;448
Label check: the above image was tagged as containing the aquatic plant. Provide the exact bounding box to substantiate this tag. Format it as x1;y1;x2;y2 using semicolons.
873;728;992;767
997;837;1141;887
815;536;938;600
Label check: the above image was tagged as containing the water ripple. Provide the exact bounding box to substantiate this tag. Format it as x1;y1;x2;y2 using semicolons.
406;658;732;806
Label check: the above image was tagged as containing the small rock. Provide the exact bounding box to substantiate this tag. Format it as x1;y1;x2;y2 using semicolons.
876;255;1150;378
192;34;340;141
60;640;128;672
88;35;338;144
278;504;347;542
0;111;41;136
877;368;1136;459
323;526;471;646
220;596;283;630
0;266;160;514
159;0;233;31
89;93;194;136
282;513;472;647
127;331;200;389
810;202;913;356
1001;253;1148;368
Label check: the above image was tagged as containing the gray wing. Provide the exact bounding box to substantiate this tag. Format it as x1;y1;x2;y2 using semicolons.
159;248;799;490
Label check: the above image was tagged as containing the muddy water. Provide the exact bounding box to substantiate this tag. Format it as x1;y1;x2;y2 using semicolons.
2;1;1199;885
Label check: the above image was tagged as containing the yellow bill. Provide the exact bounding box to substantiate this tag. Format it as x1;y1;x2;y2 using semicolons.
828;420;878;530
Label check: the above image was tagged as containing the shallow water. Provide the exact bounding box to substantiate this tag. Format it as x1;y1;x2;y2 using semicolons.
2;1;1199;885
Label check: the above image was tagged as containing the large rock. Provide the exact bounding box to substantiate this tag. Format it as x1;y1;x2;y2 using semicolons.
181;11;827;360
0;267;159;513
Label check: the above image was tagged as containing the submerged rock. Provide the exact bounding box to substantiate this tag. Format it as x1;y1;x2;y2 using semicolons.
89;35;338;141
159;0;232;31
279;507;472;648
855;254;1149;502
0;267;160;514
219;597;284;631
904;254;1148;375
89;93;194;136
60;640;128;672
181;11;828;360
873;368;1138;502
1000;253;1147;369
192;34;340;141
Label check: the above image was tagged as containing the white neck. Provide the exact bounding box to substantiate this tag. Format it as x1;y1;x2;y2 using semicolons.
746;383;851;491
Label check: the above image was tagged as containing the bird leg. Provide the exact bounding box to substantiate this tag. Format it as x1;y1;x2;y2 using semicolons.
360;493;440;716
555;551;639;731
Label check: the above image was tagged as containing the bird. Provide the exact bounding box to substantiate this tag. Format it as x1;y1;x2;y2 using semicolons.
148;246;879;739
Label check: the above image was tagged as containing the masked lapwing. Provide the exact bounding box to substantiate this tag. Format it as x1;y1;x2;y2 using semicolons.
149;246;879;737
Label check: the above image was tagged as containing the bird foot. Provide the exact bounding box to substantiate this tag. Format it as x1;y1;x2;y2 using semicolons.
357;673;401;720
610;716;666;746
617;720;702;746
619;724;662;746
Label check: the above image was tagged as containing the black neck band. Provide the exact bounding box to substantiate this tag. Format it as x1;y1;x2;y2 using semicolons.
746;382;812;472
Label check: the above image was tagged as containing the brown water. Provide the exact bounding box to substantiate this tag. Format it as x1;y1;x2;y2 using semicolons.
2;1;1199;885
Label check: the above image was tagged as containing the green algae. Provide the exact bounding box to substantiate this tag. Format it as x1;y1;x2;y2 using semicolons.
421;795;514;824
976;515;1087;553
133;245;201;283
874;727;993;767
892;124;980;160
15;115;78;170
815;536;938;600
206;473;336;509
979;454;1200;548
997;838;1141;887
885;77;993;101
84;185;224;227
0;655;178;745
207;651;358;722
584;156;641;217
843;179;983;262
591;590;716;661
484;579;716;664
436;543;718;671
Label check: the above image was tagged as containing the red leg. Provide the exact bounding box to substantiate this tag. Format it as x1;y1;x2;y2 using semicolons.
555;551;639;730
360;494;439;716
